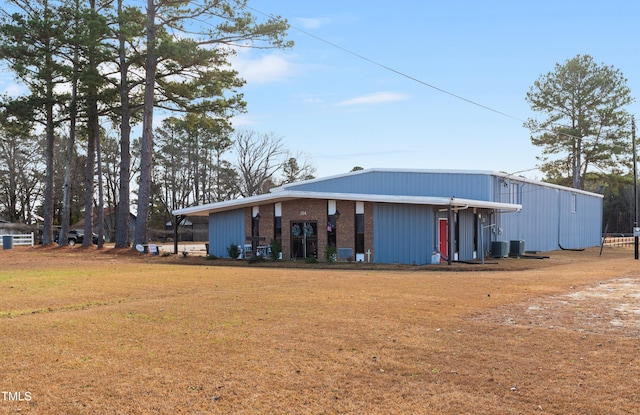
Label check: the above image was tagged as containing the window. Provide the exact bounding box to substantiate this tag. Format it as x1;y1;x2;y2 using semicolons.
274;203;282;244
251;207;260;237
571;194;577;213
355;202;365;254
509;183;521;204
327;200;337;247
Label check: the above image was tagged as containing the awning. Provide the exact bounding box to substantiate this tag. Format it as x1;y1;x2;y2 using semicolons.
172;190;521;217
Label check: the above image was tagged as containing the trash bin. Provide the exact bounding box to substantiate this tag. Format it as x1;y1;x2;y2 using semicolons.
3;235;13;250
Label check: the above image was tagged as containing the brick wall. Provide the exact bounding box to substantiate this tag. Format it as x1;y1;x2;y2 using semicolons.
244;204;275;250
244;199;375;262
335;200;355;259
364;202;374;263
282;199;326;260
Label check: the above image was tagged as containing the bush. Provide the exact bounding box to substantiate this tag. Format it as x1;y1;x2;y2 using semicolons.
269;239;281;261
248;255;266;264
227;243;241;259
305;256;318;264
324;245;337;263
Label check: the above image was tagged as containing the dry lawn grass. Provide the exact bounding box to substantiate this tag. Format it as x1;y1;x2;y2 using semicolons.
1;245;640;414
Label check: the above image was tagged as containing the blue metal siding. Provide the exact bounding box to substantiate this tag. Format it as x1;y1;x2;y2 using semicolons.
288;171;493;200
458;210;476;260
374;203;434;264
208;209;244;257
202;171;603;264
497;184;558;251
435;209;479;261
495;182;602;252
559;192;602;249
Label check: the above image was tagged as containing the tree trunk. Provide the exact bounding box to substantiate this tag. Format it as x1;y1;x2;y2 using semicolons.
96;129;104;249
60;33;79;247
42;52;55;245
115;0;131;248
134;0;157;247
83;95;97;247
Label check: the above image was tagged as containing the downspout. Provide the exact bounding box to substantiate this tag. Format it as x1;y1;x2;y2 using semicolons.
557;189;562;249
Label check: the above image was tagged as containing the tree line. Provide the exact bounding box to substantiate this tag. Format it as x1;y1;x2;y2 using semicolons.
0;0;315;247
0;3;637;245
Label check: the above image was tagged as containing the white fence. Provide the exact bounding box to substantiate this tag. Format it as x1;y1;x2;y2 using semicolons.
2;233;35;247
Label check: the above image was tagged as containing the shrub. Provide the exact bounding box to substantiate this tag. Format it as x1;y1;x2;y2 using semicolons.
324;245;337;263
227;243;241;259
269;239;281;261
248;255;266;264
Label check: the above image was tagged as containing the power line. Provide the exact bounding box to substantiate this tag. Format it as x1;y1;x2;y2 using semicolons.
239;2;525;122
240;3;631;147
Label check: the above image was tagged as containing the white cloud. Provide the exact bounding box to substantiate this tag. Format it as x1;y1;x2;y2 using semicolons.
303;97;324;104
230;113;262;128
230;50;295;84
295;17;330;30
336;92;409;106
2;82;27;97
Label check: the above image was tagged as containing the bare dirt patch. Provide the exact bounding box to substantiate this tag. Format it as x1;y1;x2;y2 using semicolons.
476;276;640;338
1;245;640;414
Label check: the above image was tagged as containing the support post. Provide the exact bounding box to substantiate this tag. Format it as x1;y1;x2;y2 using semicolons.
173;215;183;255
447;203;453;265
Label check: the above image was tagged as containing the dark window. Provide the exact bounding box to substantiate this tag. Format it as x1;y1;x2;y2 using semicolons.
274;217;282;244
355;213;364;254
327;215;337;247
252;215;259;237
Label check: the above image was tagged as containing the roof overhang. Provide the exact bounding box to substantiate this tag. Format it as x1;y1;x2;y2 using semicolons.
172;190;521;217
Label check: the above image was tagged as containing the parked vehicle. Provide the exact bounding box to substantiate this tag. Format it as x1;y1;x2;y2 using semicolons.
55;229;99;246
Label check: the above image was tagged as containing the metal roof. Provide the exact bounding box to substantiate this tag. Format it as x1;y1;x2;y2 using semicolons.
276;168;604;198
172;190;521;217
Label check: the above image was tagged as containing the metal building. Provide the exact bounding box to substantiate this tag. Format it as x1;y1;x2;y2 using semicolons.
172;169;603;264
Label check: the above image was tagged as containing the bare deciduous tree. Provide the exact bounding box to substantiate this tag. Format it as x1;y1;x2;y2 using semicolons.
234;130;285;197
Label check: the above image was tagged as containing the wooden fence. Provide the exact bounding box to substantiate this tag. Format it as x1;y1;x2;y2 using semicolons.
602;236;635;247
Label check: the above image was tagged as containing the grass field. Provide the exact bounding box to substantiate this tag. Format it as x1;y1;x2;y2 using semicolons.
1;245;640;414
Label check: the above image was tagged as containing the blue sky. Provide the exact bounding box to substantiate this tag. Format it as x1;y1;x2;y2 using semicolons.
230;0;640;179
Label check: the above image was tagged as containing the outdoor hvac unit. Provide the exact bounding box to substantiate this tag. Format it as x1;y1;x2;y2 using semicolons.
491;241;509;258
509;240;525;257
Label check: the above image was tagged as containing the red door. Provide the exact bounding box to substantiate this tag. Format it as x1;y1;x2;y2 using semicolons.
438;219;448;261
